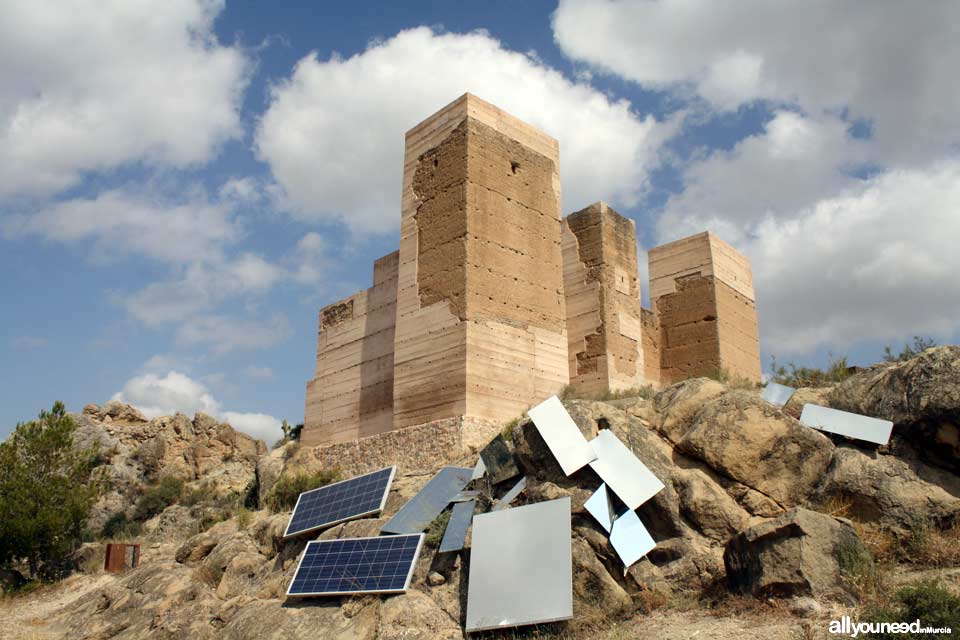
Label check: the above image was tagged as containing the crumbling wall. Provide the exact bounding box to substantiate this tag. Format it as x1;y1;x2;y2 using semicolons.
302;250;399;447
648;232;760;385
393;94;568;430
562;202;645;394
640;308;661;387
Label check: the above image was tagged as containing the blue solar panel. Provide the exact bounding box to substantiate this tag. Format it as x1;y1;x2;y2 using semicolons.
286;534;425;596
283;466;396;538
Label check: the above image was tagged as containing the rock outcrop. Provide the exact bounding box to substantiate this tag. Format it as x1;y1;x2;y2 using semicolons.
724;508;866;601
74;403;266;532
829;346;960;468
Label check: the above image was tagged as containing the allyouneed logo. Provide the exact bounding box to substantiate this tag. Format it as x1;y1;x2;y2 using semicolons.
829;616;952;637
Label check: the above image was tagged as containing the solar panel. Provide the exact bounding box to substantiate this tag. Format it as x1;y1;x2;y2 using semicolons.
439;499;475;553
609;509;656;570
588;429;664;510
761;382;796;407
584;483;615;533
800;403;893;445
466;498;573;632
528;395;597;476
283;466;396;539
380;466;473;535
286;534;424;597
492;476;526;511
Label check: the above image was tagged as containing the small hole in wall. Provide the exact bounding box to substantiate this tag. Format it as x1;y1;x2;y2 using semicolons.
510;160;520;174
433;157;439;168
597;417;610;431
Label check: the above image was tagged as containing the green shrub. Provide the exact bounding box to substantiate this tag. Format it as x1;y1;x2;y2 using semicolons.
769;353;853;387
99;512;142;539
862;581;960;639
883;336;937;363
425;510;452;548
265;469;341;512
0;402;103;579
133;476;184;521
181;481;216;507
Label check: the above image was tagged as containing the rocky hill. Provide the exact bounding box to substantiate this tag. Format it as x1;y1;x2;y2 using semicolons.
3;347;960;639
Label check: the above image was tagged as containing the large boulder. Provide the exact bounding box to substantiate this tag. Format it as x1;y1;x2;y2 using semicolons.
829;346;960;467
676;391;835;507
652;378;727;443
810;446;960;533
724;507;866;600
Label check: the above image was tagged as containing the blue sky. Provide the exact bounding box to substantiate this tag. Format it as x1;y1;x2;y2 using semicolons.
2;0;959;442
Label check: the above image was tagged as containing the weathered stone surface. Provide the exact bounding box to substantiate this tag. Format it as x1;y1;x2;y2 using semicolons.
652;378;727;443
378;590;461;640
176;532;220;565
810;445;960;532
677;391;835;507
828;346;960;467
724;507;866;600
571;537;633;617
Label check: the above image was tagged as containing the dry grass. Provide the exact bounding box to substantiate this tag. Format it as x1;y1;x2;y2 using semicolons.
901;520;960;567
193;564;223;589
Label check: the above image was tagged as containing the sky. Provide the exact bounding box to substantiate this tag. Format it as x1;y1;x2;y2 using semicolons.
2;0;959;444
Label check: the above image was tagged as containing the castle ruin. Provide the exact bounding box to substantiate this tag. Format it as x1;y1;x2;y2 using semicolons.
302;94;760;448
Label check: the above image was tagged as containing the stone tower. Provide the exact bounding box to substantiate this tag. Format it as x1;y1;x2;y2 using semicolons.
391;94;569;430
648;231;761;384
562;202;645;395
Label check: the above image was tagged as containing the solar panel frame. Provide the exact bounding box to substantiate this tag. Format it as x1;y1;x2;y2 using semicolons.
285;533;425;597
283;465;396;539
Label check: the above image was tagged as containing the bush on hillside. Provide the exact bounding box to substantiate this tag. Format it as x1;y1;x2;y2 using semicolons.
265;469;341;512
0;402;102;579
132;476;184;521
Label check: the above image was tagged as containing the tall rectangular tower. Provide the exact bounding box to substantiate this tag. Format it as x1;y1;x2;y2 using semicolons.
392;94;569;429
648;232;760;384
562;202;645;395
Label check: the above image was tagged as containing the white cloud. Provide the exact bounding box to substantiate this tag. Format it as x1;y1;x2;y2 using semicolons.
175;313;292;356
0;0;250;197
112;370;282;444
743;160;960;355
3;186;240;265
221;412;283;444
113;371;220;419
552;0;960;164
255;26;670;234
657;110;866;244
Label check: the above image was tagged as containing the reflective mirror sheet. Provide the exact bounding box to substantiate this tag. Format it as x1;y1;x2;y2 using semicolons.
470;457;486;481
800;403;893;445
584;483;615;533
609;509;656;569
283;465;396;539
527;395;597;476
761;382;796;408
588;429;665;510
465;497;573;632
439;499;475;553
492;476;527;511
286;534;424;597
480;434;520;485
380;466;473;535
